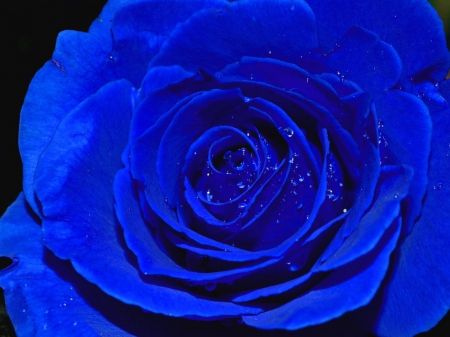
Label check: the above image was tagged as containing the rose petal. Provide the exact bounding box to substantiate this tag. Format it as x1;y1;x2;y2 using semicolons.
242;216;401;330
109;0;228;87
355;79;450;337
304;0;450;88
20;30;116;215
320;26;402;93
0;194;136;336
150;0;318;72
374;90;432;234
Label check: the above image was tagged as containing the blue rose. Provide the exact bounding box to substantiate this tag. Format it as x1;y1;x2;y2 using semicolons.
1;0;450;336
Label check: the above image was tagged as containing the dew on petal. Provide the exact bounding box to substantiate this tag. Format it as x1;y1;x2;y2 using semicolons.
283;127;294;137
289;264;300;272
434;183;443;190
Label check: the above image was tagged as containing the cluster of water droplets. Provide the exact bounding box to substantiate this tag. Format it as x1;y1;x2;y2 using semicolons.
377;119;390;165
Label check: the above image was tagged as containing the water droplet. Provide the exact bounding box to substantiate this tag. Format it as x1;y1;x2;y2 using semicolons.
306;171;311;177
290;5;295;11
289;157;294;164
44;324;47;330
249;74;255;80
244;97;251;103
343;208;348;213
237;182;246;189
206;190;213;202
373;66;377;71
22;309;26;313
268;50;272;55
297;201;303;210
73;321;78;327
339;183;343;187
283;127;294;137
299;176;305;182
289;264;299;272
238;203;247;209
434;183;443;190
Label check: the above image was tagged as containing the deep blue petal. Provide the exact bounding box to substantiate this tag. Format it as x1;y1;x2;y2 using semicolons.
140;65;194;100
317;103;380;263
150;0;318;72
109;0;228;87
321;26;402;93
88;0;132;50
0;194;137;336
356;79;450;336
230;212;348;303
19;30;117;215
33;79;134;251
374;90;432;234
242;216;401;330
304;0;450;87
315;165;413;271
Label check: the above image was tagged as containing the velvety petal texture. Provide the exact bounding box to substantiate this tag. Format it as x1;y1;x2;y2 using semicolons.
2;0;450;336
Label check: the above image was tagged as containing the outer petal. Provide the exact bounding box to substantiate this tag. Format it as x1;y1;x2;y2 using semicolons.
320;26;402;93
0;194;135;336
109;0;228;87
88;0;132;50
304;0;450;87
19;30;116;215
150;0;318;72
375;90;432;234
355;80;450;336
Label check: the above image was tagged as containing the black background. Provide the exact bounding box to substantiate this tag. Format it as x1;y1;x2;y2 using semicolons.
0;0;449;336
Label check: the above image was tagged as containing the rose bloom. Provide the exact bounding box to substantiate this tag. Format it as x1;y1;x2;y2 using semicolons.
1;0;450;336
